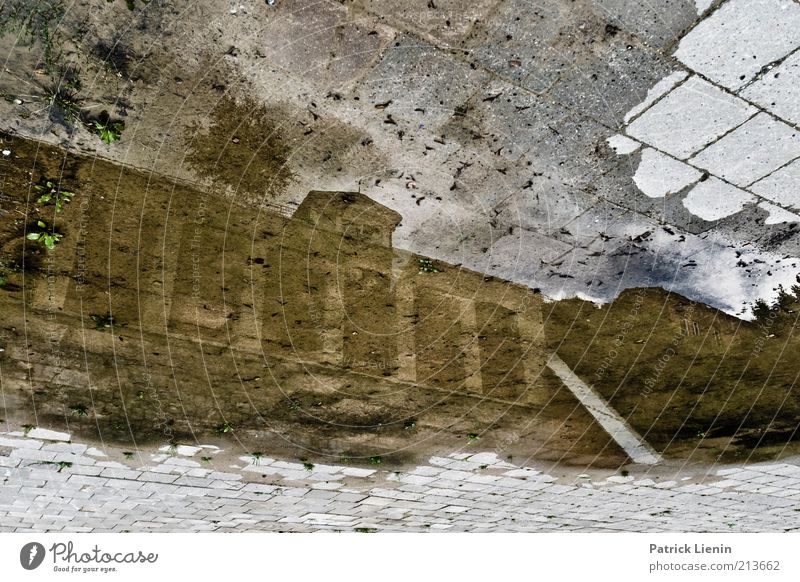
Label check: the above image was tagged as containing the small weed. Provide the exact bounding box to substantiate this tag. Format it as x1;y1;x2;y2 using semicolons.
123;451;135;460
21;424;35;435
467;433;480;442
354;527;377;533
34;179;74;212
418;257;440;273
300;458;314;471
250;451;264;465
136;390;146;400
621;469;629;477
91;116;124;145
697;431;706;439
69;404;88;417
403;420;416;430
479;464;488;470
368;456;383;465
26;220;62;249
0;1;65;71
214;422;234;435
45;85;83;128
90;312;115;330
200;456;212;464
33;460;73;472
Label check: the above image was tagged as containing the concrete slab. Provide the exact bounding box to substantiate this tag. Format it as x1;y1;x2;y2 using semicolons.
606;134;640;154
633;148;702;198
550;37;676;128
690;113;800;187
758;202;800;225
749;159;800;209
589;0;698;48
354;35;490;129
682;177;755;221
255;1;394;89
673;0;800;90
624;75;757;159
623;70;689;123
443;79;571;162
461;0;578;94
351;0;501;46
741;50;800;126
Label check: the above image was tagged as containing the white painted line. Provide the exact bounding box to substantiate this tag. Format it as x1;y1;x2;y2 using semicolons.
547;355;662;465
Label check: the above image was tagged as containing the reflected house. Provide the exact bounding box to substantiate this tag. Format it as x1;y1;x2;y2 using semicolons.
0;136;556;455
279;190;546;401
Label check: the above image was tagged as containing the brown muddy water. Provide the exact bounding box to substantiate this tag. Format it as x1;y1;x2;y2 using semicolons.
0;131;799;470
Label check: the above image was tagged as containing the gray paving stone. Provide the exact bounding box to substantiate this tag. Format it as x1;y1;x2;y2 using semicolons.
355;35;489;129
100;468;143;480
550;38;676;128
588;0;697;49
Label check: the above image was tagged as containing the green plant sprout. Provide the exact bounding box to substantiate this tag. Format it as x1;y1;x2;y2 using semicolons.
26;220;62;249
214;422;234;434
34;180;74;212
368;456;383;465
418;258;440;273
93;119;124;144
69;404;88;417
467;433;480;442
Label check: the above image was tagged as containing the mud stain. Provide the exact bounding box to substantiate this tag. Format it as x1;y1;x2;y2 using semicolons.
185;95;297;199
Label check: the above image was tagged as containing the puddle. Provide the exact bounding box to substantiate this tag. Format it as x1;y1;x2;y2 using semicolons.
0;132;624;469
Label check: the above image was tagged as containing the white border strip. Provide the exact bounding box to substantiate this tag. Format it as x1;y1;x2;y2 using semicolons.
547;355;662;465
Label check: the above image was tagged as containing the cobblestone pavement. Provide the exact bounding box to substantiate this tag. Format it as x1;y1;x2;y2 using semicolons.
2;430;799;532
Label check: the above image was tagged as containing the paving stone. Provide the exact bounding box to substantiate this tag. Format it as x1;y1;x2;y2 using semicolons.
550;37;677;128
682;177;756;221
139;472;179;484
356;35;490;129
11;448;57;463
625;76;757;159
588;0;698;49
353;0;499;46
741;50;800;126
689;113;800;186
673;0;800;91
749;158;800;209
462;0;577;94
100;468;143;480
